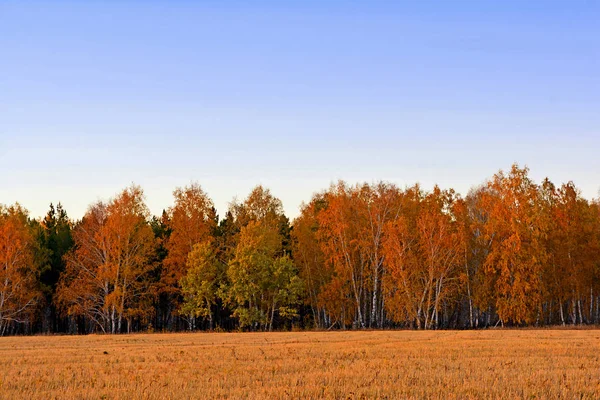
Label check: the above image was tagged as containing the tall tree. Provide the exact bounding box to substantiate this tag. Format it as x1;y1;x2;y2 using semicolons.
314;181;403;328
292;194;330;328
39;203;73;332
180;241;225;330
225;220;302;330
542;181;599;325
162;184;217;297
383;186;463;329
356;182;402;328
317;181;368;328
56;186;157;333
0;204;43;335
149;210;171;330
478;165;546;325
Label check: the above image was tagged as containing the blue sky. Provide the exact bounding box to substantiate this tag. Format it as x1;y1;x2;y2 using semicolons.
1;1;599;220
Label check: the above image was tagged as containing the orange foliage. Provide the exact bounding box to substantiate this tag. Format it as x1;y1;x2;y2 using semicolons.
478;165;546;324
57;186;156;333
383;186;464;329
162;183;217;297
0;204;42;334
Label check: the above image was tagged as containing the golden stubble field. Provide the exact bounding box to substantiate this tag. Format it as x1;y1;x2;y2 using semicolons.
0;330;599;399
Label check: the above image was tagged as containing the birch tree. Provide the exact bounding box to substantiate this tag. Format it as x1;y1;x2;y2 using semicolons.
57;186;156;333
383;186;463;329
478;165;546;325
180;241;224;329
225;221;302;330
162;183;217;310
0;204;43;335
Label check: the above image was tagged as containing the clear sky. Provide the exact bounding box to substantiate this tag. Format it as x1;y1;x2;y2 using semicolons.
1;1;599;221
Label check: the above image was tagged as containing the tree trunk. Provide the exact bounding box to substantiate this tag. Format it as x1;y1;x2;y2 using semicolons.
590;287;593;324
464;246;474;328
370;269;379;328
111;306;116;334
269;298;276;332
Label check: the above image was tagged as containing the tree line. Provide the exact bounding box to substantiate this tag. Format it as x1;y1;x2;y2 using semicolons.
1;164;599;335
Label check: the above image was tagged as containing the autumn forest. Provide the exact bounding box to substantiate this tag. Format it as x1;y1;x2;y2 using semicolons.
1;164;599;335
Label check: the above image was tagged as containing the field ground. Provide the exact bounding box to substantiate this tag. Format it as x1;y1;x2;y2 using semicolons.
0;330;599;399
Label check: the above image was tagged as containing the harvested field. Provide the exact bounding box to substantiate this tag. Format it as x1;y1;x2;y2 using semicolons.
0;330;599;399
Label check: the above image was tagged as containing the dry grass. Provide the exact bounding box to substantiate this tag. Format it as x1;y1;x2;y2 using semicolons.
0;330;599;399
